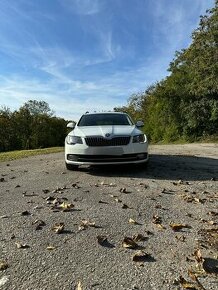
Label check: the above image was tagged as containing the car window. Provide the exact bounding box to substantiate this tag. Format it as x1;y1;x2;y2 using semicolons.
78;114;133;126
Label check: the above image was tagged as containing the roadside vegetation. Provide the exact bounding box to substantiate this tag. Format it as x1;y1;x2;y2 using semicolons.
0;147;64;162
0;100;68;152
115;1;218;143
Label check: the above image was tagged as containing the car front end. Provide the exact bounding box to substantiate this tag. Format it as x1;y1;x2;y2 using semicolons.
65;113;148;168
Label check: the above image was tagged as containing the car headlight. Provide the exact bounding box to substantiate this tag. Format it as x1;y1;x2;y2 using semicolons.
132;134;145;143
66;135;83;145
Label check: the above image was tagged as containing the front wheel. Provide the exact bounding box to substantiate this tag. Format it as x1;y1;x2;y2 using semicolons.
65;163;79;170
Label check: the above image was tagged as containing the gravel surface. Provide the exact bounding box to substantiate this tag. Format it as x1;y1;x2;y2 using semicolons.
0;143;217;290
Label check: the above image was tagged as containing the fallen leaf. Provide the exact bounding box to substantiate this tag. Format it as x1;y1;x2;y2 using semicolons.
77;281;82;290
175;235;186;242
122;204;129;209
98;200;108;204
128;218;139;225
170;223;190;231
132;234;147;242
15;242;29;249
122;237;138;249
179;276;198;289
97;235;107;245
59;202;74;211
0;260;8;271
72;183;80;189
46;246;56;250
156;224;166;230
119;188;127;193
132;251;151;262
194;249;204;264
78;220;96;230
21;211;31;216
208;211;218;216
96;235;115;248
51;223;65;234
188;270;206;289
0;215;9;219
152;215;162;224
32;219;46;230
46;196;55;202
114;197;122;203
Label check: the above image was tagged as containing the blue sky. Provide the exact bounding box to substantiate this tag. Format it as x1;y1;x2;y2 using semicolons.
0;0;215;121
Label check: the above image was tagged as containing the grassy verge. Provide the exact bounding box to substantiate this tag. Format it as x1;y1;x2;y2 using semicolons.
0;147;64;162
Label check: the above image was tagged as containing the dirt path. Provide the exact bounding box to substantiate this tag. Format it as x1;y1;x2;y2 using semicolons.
0;144;217;290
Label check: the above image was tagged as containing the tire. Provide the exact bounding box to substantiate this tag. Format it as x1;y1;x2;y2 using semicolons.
65;163;79;170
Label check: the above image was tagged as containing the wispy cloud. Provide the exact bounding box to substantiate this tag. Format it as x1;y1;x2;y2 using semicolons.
0;0;215;120
61;0;101;15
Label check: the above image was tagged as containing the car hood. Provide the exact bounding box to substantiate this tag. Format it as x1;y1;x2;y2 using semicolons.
70;125;142;137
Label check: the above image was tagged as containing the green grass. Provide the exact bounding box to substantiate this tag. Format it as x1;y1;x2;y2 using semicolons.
0;147;64;162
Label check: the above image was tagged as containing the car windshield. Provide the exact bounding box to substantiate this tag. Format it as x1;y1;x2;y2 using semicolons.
78;113;133;126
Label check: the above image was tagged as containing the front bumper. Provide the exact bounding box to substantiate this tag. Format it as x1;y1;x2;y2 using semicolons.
66;152;148;165
65;141;148;166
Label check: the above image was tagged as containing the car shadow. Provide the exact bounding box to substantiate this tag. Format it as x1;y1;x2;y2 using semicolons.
87;154;218;181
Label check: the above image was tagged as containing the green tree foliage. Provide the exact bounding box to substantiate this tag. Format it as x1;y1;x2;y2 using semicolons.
0;100;68;152
115;1;218;142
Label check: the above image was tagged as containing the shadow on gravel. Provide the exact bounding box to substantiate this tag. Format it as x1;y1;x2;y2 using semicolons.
87;154;218;181
203;258;218;274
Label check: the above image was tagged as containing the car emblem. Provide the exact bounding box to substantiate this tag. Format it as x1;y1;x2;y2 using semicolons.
105;133;110;138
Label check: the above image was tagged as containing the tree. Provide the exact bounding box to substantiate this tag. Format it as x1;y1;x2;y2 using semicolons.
115;1;218;142
22;100;54;116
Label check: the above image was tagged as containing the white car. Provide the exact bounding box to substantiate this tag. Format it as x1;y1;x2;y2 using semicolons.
65;112;148;170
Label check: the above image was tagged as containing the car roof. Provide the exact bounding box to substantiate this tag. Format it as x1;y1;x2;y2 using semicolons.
83;112;127;115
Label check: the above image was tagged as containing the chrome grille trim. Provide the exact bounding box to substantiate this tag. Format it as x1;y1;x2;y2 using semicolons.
85;136;131;147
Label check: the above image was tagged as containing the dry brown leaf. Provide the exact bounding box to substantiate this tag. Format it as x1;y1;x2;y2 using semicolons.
175;235;186;242
132;251;151;262
129;218;139;224
208;211;218;216
15;242;29;249
78;220;96;230
188;270;207;290
170;223;190;231
122;237;138;249
59;202;74;211
0;260;8;271
156;224;166;230
97;235;107;245
132;234;147;242
120;187;127;193
32;219;46;230
194;249;204;264
179;276;198;289
51;223;65;234
152;214;162;224
114;197;122;203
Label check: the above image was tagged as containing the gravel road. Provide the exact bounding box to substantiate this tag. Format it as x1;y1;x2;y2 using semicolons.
0;144;218;290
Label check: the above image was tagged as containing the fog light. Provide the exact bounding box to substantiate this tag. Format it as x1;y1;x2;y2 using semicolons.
137;153;145;159
67;154;78;161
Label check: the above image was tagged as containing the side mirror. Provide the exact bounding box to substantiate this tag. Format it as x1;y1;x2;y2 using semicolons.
136;120;144;128
67;122;76;129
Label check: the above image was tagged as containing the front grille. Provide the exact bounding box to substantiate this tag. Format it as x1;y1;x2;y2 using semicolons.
85;136;131;147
